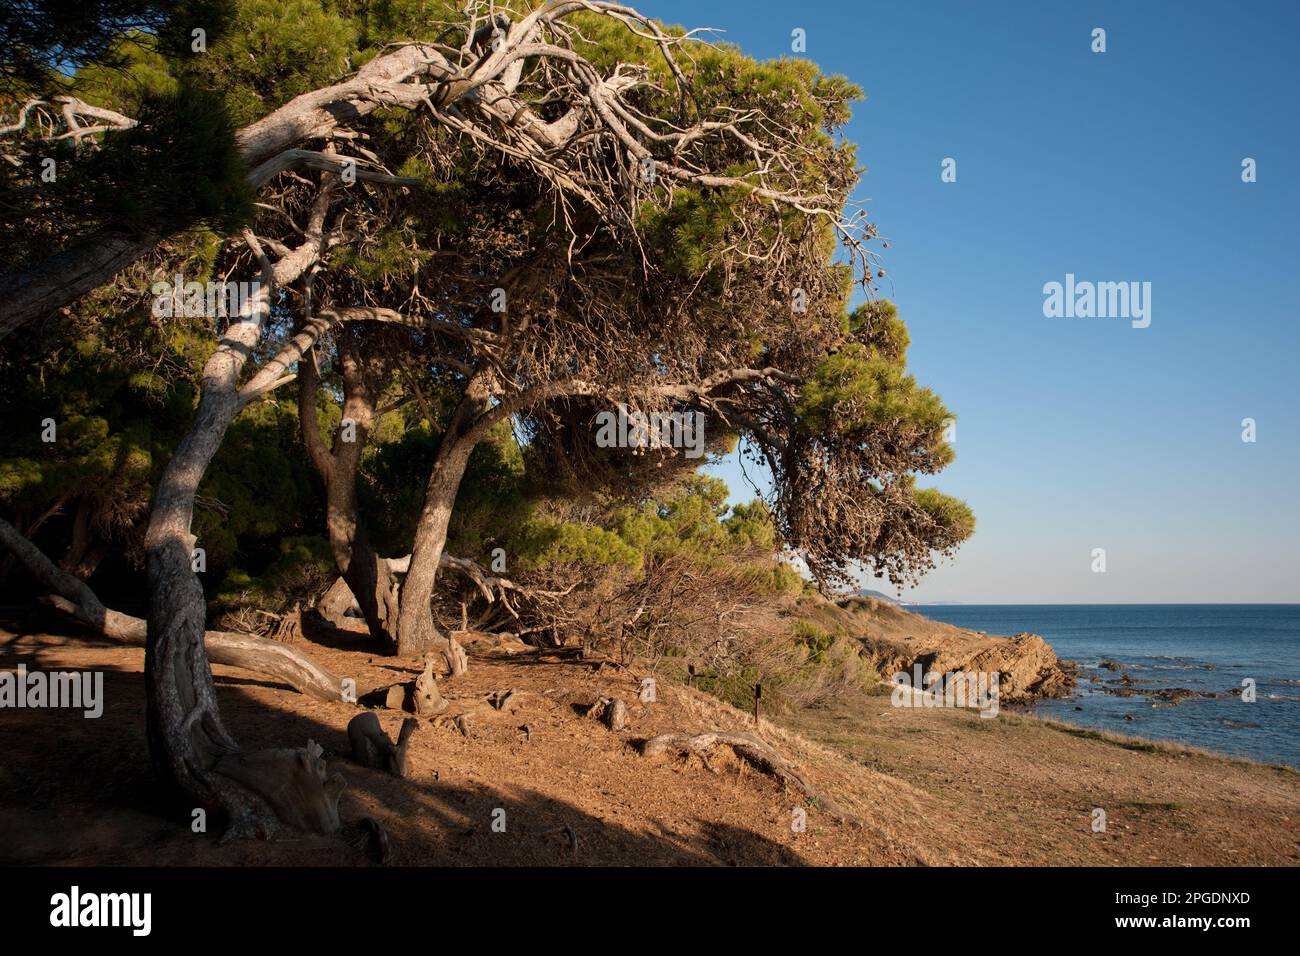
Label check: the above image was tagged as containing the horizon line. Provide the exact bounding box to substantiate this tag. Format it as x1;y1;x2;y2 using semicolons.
896;601;1300;606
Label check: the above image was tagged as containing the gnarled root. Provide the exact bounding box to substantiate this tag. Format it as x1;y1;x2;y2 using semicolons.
348;712;417;778
640;731;852;822
214;739;346;834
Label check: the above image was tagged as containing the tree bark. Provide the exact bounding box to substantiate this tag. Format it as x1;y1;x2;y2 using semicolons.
143;278;299;836
299;327;400;647
0;234;159;340
395;434;476;657
392;372;577;658
296;322;469;671
140;224;344;838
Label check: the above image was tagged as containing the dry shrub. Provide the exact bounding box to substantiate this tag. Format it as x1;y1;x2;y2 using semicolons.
470;545;874;713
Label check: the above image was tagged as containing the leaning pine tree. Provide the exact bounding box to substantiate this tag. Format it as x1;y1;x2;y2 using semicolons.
2;1;973;838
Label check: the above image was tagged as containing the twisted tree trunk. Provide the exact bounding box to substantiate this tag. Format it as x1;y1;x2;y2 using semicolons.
140;224;347;839
299;327;400;647
302;339;484;662
144;282;297;836
392;374;592;658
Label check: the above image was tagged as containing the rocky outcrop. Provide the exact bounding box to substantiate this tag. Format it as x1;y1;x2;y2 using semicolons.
815;596;1076;704
873;632;1075;703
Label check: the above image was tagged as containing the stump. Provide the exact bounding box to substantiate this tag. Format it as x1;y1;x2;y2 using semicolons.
603;698;628;732
413;656;447;717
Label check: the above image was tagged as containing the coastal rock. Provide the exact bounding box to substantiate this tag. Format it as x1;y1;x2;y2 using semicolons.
825;597;1075;704
884;632;1075;704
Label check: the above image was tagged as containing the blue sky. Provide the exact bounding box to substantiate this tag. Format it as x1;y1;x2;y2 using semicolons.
646;0;1300;602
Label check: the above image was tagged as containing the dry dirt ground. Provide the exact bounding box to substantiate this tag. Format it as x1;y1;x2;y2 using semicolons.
2;616;1296;866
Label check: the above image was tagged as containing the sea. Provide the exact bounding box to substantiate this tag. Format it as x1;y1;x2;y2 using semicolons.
909;604;1300;769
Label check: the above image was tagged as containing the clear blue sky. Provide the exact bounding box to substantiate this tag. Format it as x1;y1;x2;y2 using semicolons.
647;0;1300;602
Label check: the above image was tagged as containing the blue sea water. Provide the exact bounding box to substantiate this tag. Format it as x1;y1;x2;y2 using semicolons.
908;604;1300;768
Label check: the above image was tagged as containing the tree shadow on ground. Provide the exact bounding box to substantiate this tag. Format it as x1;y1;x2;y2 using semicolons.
0;631;809;866
220;686;809;866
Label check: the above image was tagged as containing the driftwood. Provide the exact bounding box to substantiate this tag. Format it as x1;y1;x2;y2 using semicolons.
0;517;347;702
640;731;851;822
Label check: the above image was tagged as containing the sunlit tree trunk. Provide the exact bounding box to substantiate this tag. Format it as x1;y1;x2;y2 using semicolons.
394;436;476;657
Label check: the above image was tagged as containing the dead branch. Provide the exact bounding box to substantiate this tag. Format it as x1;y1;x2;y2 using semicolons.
194;494;233;519
3;0;878;339
0;516;346;702
0;95;137;145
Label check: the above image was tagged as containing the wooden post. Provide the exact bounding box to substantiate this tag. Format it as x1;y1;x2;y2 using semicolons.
753;682;762;728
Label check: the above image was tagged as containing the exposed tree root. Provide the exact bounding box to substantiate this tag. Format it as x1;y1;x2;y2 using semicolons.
214;739;346;834
317;576;358;625
353;816;391;864
640;731;853;822
348;712;417;778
